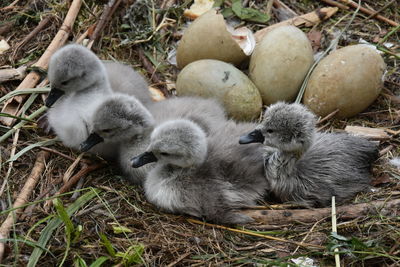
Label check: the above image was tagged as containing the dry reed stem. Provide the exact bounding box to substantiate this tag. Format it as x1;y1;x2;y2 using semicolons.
187;218;324;249
0;66;27;83
242;198;400;225
0;0;83;126
0;151;49;263
254;7;339;42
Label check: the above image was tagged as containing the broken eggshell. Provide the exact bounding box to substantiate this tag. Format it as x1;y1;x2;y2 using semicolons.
303;44;386;118
249;25;314;105
176;59;262;121
176;9;255;69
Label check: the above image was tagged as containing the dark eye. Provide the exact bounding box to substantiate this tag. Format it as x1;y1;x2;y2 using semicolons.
60;80;69;86
160;152;170;156
101;129;112;133
266;129;274;133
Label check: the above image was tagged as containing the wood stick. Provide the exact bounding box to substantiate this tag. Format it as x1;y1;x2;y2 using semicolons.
0;151;49;263
0;66;27;83
325;0;399;27
11;16;52;61
254;7;339;43
242;198;400;225
0;0;83;126
87;0;122;49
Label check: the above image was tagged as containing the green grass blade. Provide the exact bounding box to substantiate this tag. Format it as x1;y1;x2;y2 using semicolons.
7;138;58;163
0;238;55;257
89;256;109;267
100;233;116;257
0;105;48;144
27;189;99;267
0;113;35;122
53;198;74;267
0;87;50;104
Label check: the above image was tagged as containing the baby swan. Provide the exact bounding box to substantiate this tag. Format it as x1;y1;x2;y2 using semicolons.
46;44;151;154
239;102;378;207
131;119;263;225
80;95;227;184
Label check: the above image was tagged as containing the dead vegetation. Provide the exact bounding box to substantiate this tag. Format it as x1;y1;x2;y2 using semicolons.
0;0;399;266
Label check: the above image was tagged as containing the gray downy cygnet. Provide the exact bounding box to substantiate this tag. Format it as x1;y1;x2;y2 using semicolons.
80;95;228;185
239;102;378;207
46;44;151;157
131;119;268;225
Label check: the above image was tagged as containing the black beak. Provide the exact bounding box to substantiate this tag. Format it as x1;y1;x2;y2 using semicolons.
45;88;65;107
131;151;158;168
239;129;265;144
80;133;104;152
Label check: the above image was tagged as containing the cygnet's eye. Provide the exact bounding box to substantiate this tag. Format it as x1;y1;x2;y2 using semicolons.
266;129;274;134
60;80;69;86
101;129;113;133
160;152;170;156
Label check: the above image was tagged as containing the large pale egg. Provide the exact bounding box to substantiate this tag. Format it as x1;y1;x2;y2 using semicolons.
303;44;386;118
176;10;254;69
176;59;262;121
249;26;314;105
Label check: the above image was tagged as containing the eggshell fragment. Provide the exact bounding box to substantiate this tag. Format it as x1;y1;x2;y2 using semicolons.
303;44;386;118
176;59;262;121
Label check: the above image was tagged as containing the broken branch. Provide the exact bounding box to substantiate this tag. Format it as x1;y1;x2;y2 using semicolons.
0;66;27;83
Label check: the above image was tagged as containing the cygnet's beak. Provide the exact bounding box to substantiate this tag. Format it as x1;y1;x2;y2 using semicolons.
131;151;158;168
45;88;65;107
80;133;104;152
239;129;265;144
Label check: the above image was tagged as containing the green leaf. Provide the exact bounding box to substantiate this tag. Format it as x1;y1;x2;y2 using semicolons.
74;254;88;267
28;189;99;267
231;0;270;23
0;87;50;104
221;7;234;18
112;225;132;234
0;112;35;122
100;233;116;257
331;232;349;241
89;256;109;267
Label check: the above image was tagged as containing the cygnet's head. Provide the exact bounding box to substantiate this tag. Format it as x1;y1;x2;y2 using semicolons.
239;102;317;152
80;95;155;152
46;44;107;107
131;119;208;169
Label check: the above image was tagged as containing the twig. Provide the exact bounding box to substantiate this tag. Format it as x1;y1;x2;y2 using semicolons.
87;0;123;49
166;252;191;267
137;47;169;97
333;0;399;27
254;7;339;43
0;129;20;197
0;151;49;263
62;153;84;183
44;163;104;207
11;16;52;61
364;0;396;21
319;0;350;10
39;147;75;162
0;0;83;126
332;197;340;267
0;66;27;83
241;198;400;225
273;0;298;17
317;109;339;125
187;218;324;249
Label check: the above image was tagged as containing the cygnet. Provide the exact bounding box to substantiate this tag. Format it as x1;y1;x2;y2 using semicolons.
131;119;268;224
80;95;227;184
239;102;378;207
46;44;151;157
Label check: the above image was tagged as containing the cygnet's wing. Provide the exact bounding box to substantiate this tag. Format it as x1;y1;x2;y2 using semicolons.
103;61;152;106
207;120;268;199
297;132;378;203
149;96;227;134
